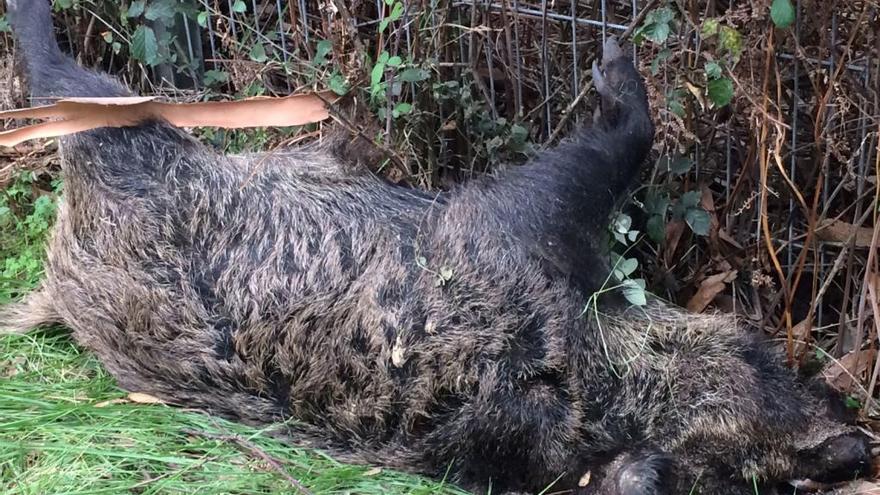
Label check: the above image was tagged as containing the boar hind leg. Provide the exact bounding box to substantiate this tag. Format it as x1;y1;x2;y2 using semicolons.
457;38;654;292
7;0;129;100
588;37;655;203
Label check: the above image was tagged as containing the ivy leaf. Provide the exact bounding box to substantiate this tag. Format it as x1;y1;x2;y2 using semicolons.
680;191;702;209
612;213;632;235
662;155;693;175
844;395;862;410
485;135;504;156
314;39;332;65
633;7;675;45
666;89;686;117
509;123;528;144
770;0;796;29
249;43;267;62
370;62;385;87
667;99;685;117
685;208;711;236
232;0;247;13
704;61;723;80
719;26;743;61
622;279;648;306
707;77;734;107
650;48;672;75
399;68;429;83
127;0;145;18
329;73;349;95
145;0;177;21
701;18;719;37
644;22;671;44
379;17;391;33
617;257;638;278
647;215;666;244
197;11;209;28
130;25;159;66
644;190;670;217
388;2;404;22
203;69;228;87
392;102;412;118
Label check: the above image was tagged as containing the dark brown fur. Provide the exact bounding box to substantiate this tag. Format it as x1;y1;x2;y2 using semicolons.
1;1;872;493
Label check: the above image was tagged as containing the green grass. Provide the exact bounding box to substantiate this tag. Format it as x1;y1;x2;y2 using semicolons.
0;172;468;494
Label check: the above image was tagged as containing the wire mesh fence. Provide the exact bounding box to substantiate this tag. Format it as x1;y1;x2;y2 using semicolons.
1;0;879;398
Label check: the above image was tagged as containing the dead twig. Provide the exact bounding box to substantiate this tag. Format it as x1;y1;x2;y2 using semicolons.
181;427;314;495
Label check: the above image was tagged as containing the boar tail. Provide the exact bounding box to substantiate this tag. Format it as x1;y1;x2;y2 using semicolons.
0;288;61;334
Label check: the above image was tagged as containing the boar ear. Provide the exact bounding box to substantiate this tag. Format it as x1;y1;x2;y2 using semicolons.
612;450;673;495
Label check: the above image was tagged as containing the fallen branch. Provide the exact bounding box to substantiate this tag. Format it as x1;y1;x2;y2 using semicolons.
0;92;338;148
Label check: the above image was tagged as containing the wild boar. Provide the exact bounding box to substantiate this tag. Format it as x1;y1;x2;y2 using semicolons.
0;0;872;493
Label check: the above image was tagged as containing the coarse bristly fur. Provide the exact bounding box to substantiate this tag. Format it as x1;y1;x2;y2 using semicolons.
1;1;874;493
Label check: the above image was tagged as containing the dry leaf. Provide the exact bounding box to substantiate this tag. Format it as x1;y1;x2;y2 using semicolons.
663;220;687;267
683;80;706;111
127;392;165;404
577;470;592;487
95;392;164;407
0;92;337;148
1;356;25;377
391;336;407;368
815;219;876;247
791;318;812;339
363;467;383;476
94;398;128;408
424;319;437;335
699;184;717;215
686;270;737;313
822;349;874;392
700;184;721;252
717;228;743;249
790;318;813;357
867;273;880;353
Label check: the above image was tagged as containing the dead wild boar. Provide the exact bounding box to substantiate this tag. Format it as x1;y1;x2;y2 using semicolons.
0;0;874;493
